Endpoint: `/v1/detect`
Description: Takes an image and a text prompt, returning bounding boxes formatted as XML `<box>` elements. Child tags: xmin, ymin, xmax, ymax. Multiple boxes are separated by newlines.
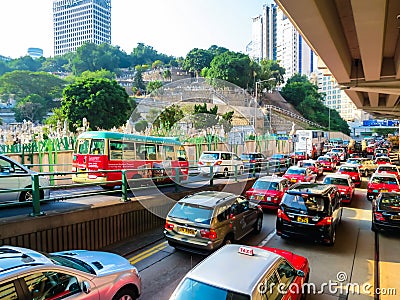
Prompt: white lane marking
<box><xmin>259</xmin><ymin>229</ymin><xmax>276</xmax><ymax>246</ymax></box>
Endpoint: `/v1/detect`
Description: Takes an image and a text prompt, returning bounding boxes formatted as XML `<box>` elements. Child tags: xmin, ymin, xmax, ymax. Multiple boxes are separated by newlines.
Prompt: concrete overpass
<box><xmin>275</xmin><ymin>0</ymin><xmax>400</xmax><ymax>118</ymax></box>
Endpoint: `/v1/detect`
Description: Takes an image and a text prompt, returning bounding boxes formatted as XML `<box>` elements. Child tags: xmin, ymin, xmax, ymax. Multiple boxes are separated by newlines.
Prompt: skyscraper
<box><xmin>53</xmin><ymin>0</ymin><xmax>111</xmax><ymax>56</ymax></box>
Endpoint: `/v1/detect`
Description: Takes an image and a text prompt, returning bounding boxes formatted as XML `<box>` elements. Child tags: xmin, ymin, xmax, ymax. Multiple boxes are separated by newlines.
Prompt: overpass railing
<box><xmin>0</xmin><ymin>160</ymin><xmax>290</xmax><ymax>217</ymax></box>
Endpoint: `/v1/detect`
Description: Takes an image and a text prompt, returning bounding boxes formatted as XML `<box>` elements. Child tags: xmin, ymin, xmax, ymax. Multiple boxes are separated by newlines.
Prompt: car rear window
<box><xmin>168</xmin><ymin>203</ymin><xmax>213</xmax><ymax>224</ymax></box>
<box><xmin>378</xmin><ymin>166</ymin><xmax>398</xmax><ymax>172</ymax></box>
<box><xmin>253</xmin><ymin>180</ymin><xmax>278</xmax><ymax>190</ymax></box>
<box><xmin>282</xmin><ymin>194</ymin><xmax>327</xmax><ymax>214</ymax></box>
<box><xmin>286</xmin><ymin>168</ymin><xmax>306</xmax><ymax>175</ymax></box>
<box><xmin>324</xmin><ymin>177</ymin><xmax>349</xmax><ymax>186</ymax></box>
<box><xmin>339</xmin><ymin>166</ymin><xmax>357</xmax><ymax>172</ymax></box>
<box><xmin>371</xmin><ymin>177</ymin><xmax>398</xmax><ymax>185</ymax></box>
<box><xmin>240</xmin><ymin>154</ymin><xmax>252</xmax><ymax>160</ymax></box>
<box><xmin>200</xmin><ymin>153</ymin><xmax>219</xmax><ymax>160</ymax></box>
<box><xmin>379</xmin><ymin>195</ymin><xmax>400</xmax><ymax>211</ymax></box>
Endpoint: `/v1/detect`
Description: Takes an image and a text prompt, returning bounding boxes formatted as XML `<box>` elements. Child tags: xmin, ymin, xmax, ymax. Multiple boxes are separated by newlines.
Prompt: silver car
<box><xmin>0</xmin><ymin>154</ymin><xmax>50</xmax><ymax>202</ymax></box>
<box><xmin>0</xmin><ymin>245</ymin><xmax>141</xmax><ymax>299</ymax></box>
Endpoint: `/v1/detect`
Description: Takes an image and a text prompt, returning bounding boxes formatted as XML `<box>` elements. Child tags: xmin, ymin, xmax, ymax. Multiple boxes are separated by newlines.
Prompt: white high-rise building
<box><xmin>53</xmin><ymin>0</ymin><xmax>111</xmax><ymax>56</ymax></box>
<box><xmin>249</xmin><ymin>4</ymin><xmax>317</xmax><ymax>83</ymax></box>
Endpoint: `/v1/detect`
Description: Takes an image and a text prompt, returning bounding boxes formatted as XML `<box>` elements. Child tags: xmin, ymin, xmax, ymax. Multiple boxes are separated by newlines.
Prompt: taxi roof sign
<box><xmin>238</xmin><ymin>246</ymin><xmax>254</xmax><ymax>256</ymax></box>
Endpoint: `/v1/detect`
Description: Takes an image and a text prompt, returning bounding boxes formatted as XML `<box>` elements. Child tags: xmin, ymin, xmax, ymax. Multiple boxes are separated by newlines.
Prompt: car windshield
<box><xmin>286</xmin><ymin>168</ymin><xmax>305</xmax><ymax>175</ymax></box>
<box><xmin>318</xmin><ymin>157</ymin><xmax>330</xmax><ymax>162</ymax></box>
<box><xmin>379</xmin><ymin>195</ymin><xmax>400</xmax><ymax>211</ymax></box>
<box><xmin>200</xmin><ymin>153</ymin><xmax>219</xmax><ymax>160</ymax></box>
<box><xmin>271</xmin><ymin>154</ymin><xmax>284</xmax><ymax>159</ymax></box>
<box><xmin>253</xmin><ymin>180</ymin><xmax>278</xmax><ymax>191</ymax></box>
<box><xmin>302</xmin><ymin>162</ymin><xmax>313</xmax><ymax>167</ymax></box>
<box><xmin>378</xmin><ymin>166</ymin><xmax>398</xmax><ymax>172</ymax></box>
<box><xmin>347</xmin><ymin>159</ymin><xmax>361</xmax><ymax>164</ymax></box>
<box><xmin>371</xmin><ymin>177</ymin><xmax>398</xmax><ymax>185</ymax></box>
<box><xmin>45</xmin><ymin>254</ymin><xmax>96</xmax><ymax>275</ymax></box>
<box><xmin>282</xmin><ymin>194</ymin><xmax>327</xmax><ymax>214</ymax></box>
<box><xmin>339</xmin><ymin>166</ymin><xmax>357</xmax><ymax>172</ymax></box>
<box><xmin>240</xmin><ymin>154</ymin><xmax>253</xmax><ymax>160</ymax></box>
<box><xmin>324</xmin><ymin>177</ymin><xmax>349</xmax><ymax>186</ymax></box>
<box><xmin>168</xmin><ymin>202</ymin><xmax>213</xmax><ymax>224</ymax></box>
<box><xmin>376</xmin><ymin>158</ymin><xmax>390</xmax><ymax>162</ymax></box>
<box><xmin>171</xmin><ymin>278</ymin><xmax>250</xmax><ymax>300</ymax></box>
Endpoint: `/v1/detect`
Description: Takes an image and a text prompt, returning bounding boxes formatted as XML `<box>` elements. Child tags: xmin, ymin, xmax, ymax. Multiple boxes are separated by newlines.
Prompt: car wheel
<box><xmin>112</xmin><ymin>287</ymin><xmax>139</xmax><ymax>300</ymax></box>
<box><xmin>326</xmin><ymin>227</ymin><xmax>336</xmax><ymax>246</ymax></box>
<box><xmin>239</xmin><ymin>166</ymin><xmax>244</xmax><ymax>175</ymax></box>
<box><xmin>254</xmin><ymin>216</ymin><xmax>263</xmax><ymax>233</ymax></box>
<box><xmin>301</xmin><ymin>274</ymin><xmax>310</xmax><ymax>300</ymax></box>
<box><xmin>101</xmin><ymin>185</ymin><xmax>115</xmax><ymax>191</ymax></box>
<box><xmin>19</xmin><ymin>189</ymin><xmax>44</xmax><ymax>202</ymax></box>
<box><xmin>371</xmin><ymin>222</ymin><xmax>377</xmax><ymax>232</ymax></box>
<box><xmin>223</xmin><ymin>234</ymin><xmax>234</xmax><ymax>246</ymax></box>
<box><xmin>364</xmin><ymin>170</ymin><xmax>368</xmax><ymax>177</ymax></box>
<box><xmin>223</xmin><ymin>168</ymin><xmax>229</xmax><ymax>178</ymax></box>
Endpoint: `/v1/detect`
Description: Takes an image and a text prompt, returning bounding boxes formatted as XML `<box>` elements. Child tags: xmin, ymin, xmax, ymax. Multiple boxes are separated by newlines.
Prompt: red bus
<box><xmin>72</xmin><ymin>131</ymin><xmax>189</xmax><ymax>189</ymax></box>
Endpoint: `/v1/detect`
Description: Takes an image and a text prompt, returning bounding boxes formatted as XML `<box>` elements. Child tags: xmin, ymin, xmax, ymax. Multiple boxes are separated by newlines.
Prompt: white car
<box><xmin>0</xmin><ymin>154</ymin><xmax>50</xmax><ymax>202</ymax></box>
<box><xmin>197</xmin><ymin>151</ymin><xmax>244</xmax><ymax>177</ymax></box>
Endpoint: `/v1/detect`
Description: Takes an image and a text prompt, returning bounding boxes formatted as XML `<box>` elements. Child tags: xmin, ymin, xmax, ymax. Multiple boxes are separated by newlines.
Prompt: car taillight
<box><xmin>250</xmin><ymin>159</ymin><xmax>256</xmax><ymax>163</ymax></box>
<box><xmin>272</xmin><ymin>196</ymin><xmax>279</xmax><ymax>203</ymax></box>
<box><xmin>214</xmin><ymin>160</ymin><xmax>222</xmax><ymax>165</ymax></box>
<box><xmin>277</xmin><ymin>209</ymin><xmax>290</xmax><ymax>221</ymax></box>
<box><xmin>374</xmin><ymin>212</ymin><xmax>385</xmax><ymax>221</ymax></box>
<box><xmin>200</xmin><ymin>229</ymin><xmax>217</xmax><ymax>240</ymax></box>
<box><xmin>316</xmin><ymin>216</ymin><xmax>333</xmax><ymax>226</ymax></box>
<box><xmin>198</xmin><ymin>161</ymin><xmax>204</xmax><ymax>166</ymax></box>
<box><xmin>164</xmin><ymin>221</ymin><xmax>174</xmax><ymax>230</ymax></box>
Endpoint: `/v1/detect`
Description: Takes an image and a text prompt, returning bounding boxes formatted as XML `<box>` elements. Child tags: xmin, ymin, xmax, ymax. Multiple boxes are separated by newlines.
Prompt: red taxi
<box><xmin>246</xmin><ymin>176</ymin><xmax>290</xmax><ymax>210</ymax></box>
<box><xmin>325</xmin><ymin>151</ymin><xmax>340</xmax><ymax>165</ymax></box>
<box><xmin>169</xmin><ymin>244</ymin><xmax>310</xmax><ymax>300</ymax></box>
<box><xmin>317</xmin><ymin>155</ymin><xmax>336</xmax><ymax>172</ymax></box>
<box><xmin>367</xmin><ymin>173</ymin><xmax>400</xmax><ymax>201</ymax></box>
<box><xmin>375</xmin><ymin>164</ymin><xmax>400</xmax><ymax>179</ymax></box>
<box><xmin>374</xmin><ymin>156</ymin><xmax>392</xmax><ymax>165</ymax></box>
<box><xmin>299</xmin><ymin>159</ymin><xmax>324</xmax><ymax>177</ymax></box>
<box><xmin>336</xmin><ymin>164</ymin><xmax>362</xmax><ymax>187</ymax></box>
<box><xmin>283</xmin><ymin>166</ymin><xmax>317</xmax><ymax>184</ymax></box>
<box><xmin>290</xmin><ymin>151</ymin><xmax>308</xmax><ymax>163</ymax></box>
<box><xmin>323</xmin><ymin>173</ymin><xmax>355</xmax><ymax>204</ymax></box>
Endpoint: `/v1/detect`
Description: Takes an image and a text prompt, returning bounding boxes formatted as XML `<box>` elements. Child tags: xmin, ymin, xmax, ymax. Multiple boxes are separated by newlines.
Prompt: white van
<box><xmin>198</xmin><ymin>151</ymin><xmax>243</xmax><ymax>177</ymax></box>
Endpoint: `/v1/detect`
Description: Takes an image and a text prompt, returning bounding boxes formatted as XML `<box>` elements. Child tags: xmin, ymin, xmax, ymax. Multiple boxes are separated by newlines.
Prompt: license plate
<box><xmin>206</xmin><ymin>162</ymin><xmax>211</xmax><ymax>166</ymax></box>
<box><xmin>291</xmin><ymin>178</ymin><xmax>297</xmax><ymax>182</ymax></box>
<box><xmin>297</xmin><ymin>216</ymin><xmax>308</xmax><ymax>223</ymax></box>
<box><xmin>391</xmin><ymin>215</ymin><xmax>400</xmax><ymax>220</ymax></box>
<box><xmin>380</xmin><ymin>189</ymin><xmax>388</xmax><ymax>192</ymax></box>
<box><xmin>256</xmin><ymin>195</ymin><xmax>264</xmax><ymax>200</ymax></box>
<box><xmin>178</xmin><ymin>227</ymin><xmax>196</xmax><ymax>236</ymax></box>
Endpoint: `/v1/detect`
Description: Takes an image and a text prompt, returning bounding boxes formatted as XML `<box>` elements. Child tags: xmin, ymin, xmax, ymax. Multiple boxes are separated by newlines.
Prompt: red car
<box><xmin>323</xmin><ymin>173</ymin><xmax>355</xmax><ymax>204</ymax></box>
<box><xmin>375</xmin><ymin>156</ymin><xmax>392</xmax><ymax>165</ymax></box>
<box><xmin>299</xmin><ymin>159</ymin><xmax>324</xmax><ymax>177</ymax></box>
<box><xmin>317</xmin><ymin>156</ymin><xmax>336</xmax><ymax>171</ymax></box>
<box><xmin>337</xmin><ymin>164</ymin><xmax>362</xmax><ymax>187</ymax></box>
<box><xmin>290</xmin><ymin>151</ymin><xmax>308</xmax><ymax>162</ymax></box>
<box><xmin>283</xmin><ymin>166</ymin><xmax>317</xmax><ymax>184</ymax></box>
<box><xmin>375</xmin><ymin>164</ymin><xmax>400</xmax><ymax>179</ymax></box>
<box><xmin>367</xmin><ymin>173</ymin><xmax>400</xmax><ymax>200</ymax></box>
<box><xmin>246</xmin><ymin>175</ymin><xmax>290</xmax><ymax>210</ymax></box>
<box><xmin>325</xmin><ymin>151</ymin><xmax>340</xmax><ymax>165</ymax></box>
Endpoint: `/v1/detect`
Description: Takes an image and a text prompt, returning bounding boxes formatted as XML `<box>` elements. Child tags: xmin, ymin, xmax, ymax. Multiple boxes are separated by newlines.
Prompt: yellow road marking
<box><xmin>129</xmin><ymin>241</ymin><xmax>168</xmax><ymax>265</ymax></box>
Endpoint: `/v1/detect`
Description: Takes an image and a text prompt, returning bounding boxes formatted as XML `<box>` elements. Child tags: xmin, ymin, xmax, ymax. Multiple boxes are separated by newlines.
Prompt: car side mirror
<box><xmin>81</xmin><ymin>281</ymin><xmax>91</xmax><ymax>294</ymax></box>
<box><xmin>297</xmin><ymin>270</ymin><xmax>305</xmax><ymax>277</ymax></box>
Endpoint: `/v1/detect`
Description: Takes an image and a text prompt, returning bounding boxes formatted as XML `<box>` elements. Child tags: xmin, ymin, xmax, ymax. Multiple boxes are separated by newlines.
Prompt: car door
<box><xmin>0</xmin><ymin>156</ymin><xmax>22</xmax><ymax>202</ymax></box>
<box><xmin>230</xmin><ymin>197</ymin><xmax>256</xmax><ymax>239</ymax></box>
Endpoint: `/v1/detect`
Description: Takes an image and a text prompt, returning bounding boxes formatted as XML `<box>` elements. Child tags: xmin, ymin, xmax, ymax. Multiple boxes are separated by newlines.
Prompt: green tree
<box><xmin>147</xmin><ymin>80</ymin><xmax>163</xmax><ymax>94</ymax></box>
<box><xmin>162</xmin><ymin>69</ymin><xmax>171</xmax><ymax>81</ymax></box>
<box><xmin>13</xmin><ymin>94</ymin><xmax>47</xmax><ymax>122</ymax></box>
<box><xmin>134</xmin><ymin>120</ymin><xmax>148</xmax><ymax>132</ymax></box>
<box><xmin>205</xmin><ymin>51</ymin><xmax>253</xmax><ymax>89</ymax></box>
<box><xmin>133</xmin><ymin>68</ymin><xmax>146</xmax><ymax>93</ymax></box>
<box><xmin>182</xmin><ymin>48</ymin><xmax>213</xmax><ymax>77</ymax></box>
<box><xmin>153</xmin><ymin>104</ymin><xmax>184</xmax><ymax>131</ymax></box>
<box><xmin>79</xmin><ymin>69</ymin><xmax>116</xmax><ymax>80</ymax></box>
<box><xmin>192</xmin><ymin>103</ymin><xmax>219</xmax><ymax>129</ymax></box>
<box><xmin>8</xmin><ymin>56</ymin><xmax>43</xmax><ymax>72</ymax></box>
<box><xmin>61</xmin><ymin>78</ymin><xmax>131</xmax><ymax>132</ymax></box>
<box><xmin>219</xmin><ymin>111</ymin><xmax>234</xmax><ymax>133</ymax></box>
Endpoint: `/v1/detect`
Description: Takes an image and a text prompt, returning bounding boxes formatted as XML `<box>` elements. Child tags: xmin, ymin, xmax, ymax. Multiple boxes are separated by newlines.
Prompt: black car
<box><xmin>240</xmin><ymin>152</ymin><xmax>266</xmax><ymax>173</ymax></box>
<box><xmin>276</xmin><ymin>182</ymin><xmax>343</xmax><ymax>246</ymax></box>
<box><xmin>371</xmin><ymin>192</ymin><xmax>400</xmax><ymax>232</ymax></box>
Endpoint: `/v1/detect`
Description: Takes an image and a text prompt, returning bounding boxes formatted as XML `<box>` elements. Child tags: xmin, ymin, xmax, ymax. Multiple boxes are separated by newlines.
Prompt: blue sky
<box><xmin>0</xmin><ymin>0</ymin><xmax>272</xmax><ymax>59</ymax></box>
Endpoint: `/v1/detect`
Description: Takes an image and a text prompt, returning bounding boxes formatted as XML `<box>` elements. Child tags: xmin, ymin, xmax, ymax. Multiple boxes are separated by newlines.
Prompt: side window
<box><xmin>216</xmin><ymin>205</ymin><xmax>231</xmax><ymax>222</ymax></box>
<box><xmin>254</xmin><ymin>272</ymin><xmax>282</xmax><ymax>300</ymax></box>
<box><xmin>90</xmin><ymin>139</ymin><xmax>105</xmax><ymax>155</ymax></box>
<box><xmin>276</xmin><ymin>261</ymin><xmax>296</xmax><ymax>292</ymax></box>
<box><xmin>0</xmin><ymin>158</ymin><xmax>14</xmax><ymax>173</ymax></box>
<box><xmin>0</xmin><ymin>281</ymin><xmax>18</xmax><ymax>300</ymax></box>
<box><xmin>23</xmin><ymin>271</ymin><xmax>81</xmax><ymax>300</ymax></box>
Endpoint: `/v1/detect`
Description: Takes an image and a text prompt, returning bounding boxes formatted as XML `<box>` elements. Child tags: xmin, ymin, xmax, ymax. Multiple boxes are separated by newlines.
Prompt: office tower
<box><xmin>53</xmin><ymin>0</ymin><xmax>111</xmax><ymax>56</ymax></box>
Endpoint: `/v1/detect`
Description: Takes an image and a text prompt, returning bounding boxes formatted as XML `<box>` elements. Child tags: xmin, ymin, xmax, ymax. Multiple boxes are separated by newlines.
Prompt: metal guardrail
<box><xmin>0</xmin><ymin>159</ymin><xmax>292</xmax><ymax>217</ymax></box>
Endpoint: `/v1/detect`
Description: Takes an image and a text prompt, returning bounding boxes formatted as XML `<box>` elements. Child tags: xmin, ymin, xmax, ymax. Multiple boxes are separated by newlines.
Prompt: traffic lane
<box><xmin>263</xmin><ymin>189</ymin><xmax>375</xmax><ymax>299</ymax></box>
<box><xmin>129</xmin><ymin>210</ymin><xmax>276</xmax><ymax>300</ymax></box>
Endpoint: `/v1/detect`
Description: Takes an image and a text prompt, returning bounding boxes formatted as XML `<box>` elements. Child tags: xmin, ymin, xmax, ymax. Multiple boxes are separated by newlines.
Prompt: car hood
<box><xmin>52</xmin><ymin>250</ymin><xmax>134</xmax><ymax>276</ymax></box>
<box><xmin>259</xmin><ymin>247</ymin><xmax>308</xmax><ymax>270</ymax></box>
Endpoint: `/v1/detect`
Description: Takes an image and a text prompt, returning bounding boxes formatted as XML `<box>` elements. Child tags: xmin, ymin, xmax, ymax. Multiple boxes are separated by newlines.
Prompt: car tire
<box><xmin>223</xmin><ymin>168</ymin><xmax>229</xmax><ymax>178</ymax></box>
<box><xmin>101</xmin><ymin>185</ymin><xmax>115</xmax><ymax>191</ymax></box>
<box><xmin>326</xmin><ymin>227</ymin><xmax>336</xmax><ymax>246</ymax></box>
<box><xmin>112</xmin><ymin>287</ymin><xmax>139</xmax><ymax>300</ymax></box>
<box><xmin>301</xmin><ymin>274</ymin><xmax>310</xmax><ymax>300</ymax></box>
<box><xmin>364</xmin><ymin>170</ymin><xmax>368</xmax><ymax>177</ymax></box>
<box><xmin>371</xmin><ymin>222</ymin><xmax>377</xmax><ymax>232</ymax></box>
<box><xmin>223</xmin><ymin>234</ymin><xmax>234</xmax><ymax>246</ymax></box>
<box><xmin>254</xmin><ymin>216</ymin><xmax>263</xmax><ymax>233</ymax></box>
<box><xmin>19</xmin><ymin>189</ymin><xmax>44</xmax><ymax>202</ymax></box>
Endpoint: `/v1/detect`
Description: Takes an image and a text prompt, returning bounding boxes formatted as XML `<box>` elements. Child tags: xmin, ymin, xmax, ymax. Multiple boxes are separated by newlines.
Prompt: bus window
<box><xmin>90</xmin><ymin>139</ymin><xmax>105</xmax><ymax>155</ymax></box>
<box><xmin>109</xmin><ymin>141</ymin><xmax>123</xmax><ymax>159</ymax></box>
<box><xmin>177</xmin><ymin>146</ymin><xmax>187</xmax><ymax>161</ymax></box>
<box><xmin>146</xmin><ymin>144</ymin><xmax>156</xmax><ymax>160</ymax></box>
<box><xmin>77</xmin><ymin>139</ymin><xmax>90</xmax><ymax>154</ymax></box>
<box><xmin>163</xmin><ymin>145</ymin><xmax>176</xmax><ymax>160</ymax></box>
